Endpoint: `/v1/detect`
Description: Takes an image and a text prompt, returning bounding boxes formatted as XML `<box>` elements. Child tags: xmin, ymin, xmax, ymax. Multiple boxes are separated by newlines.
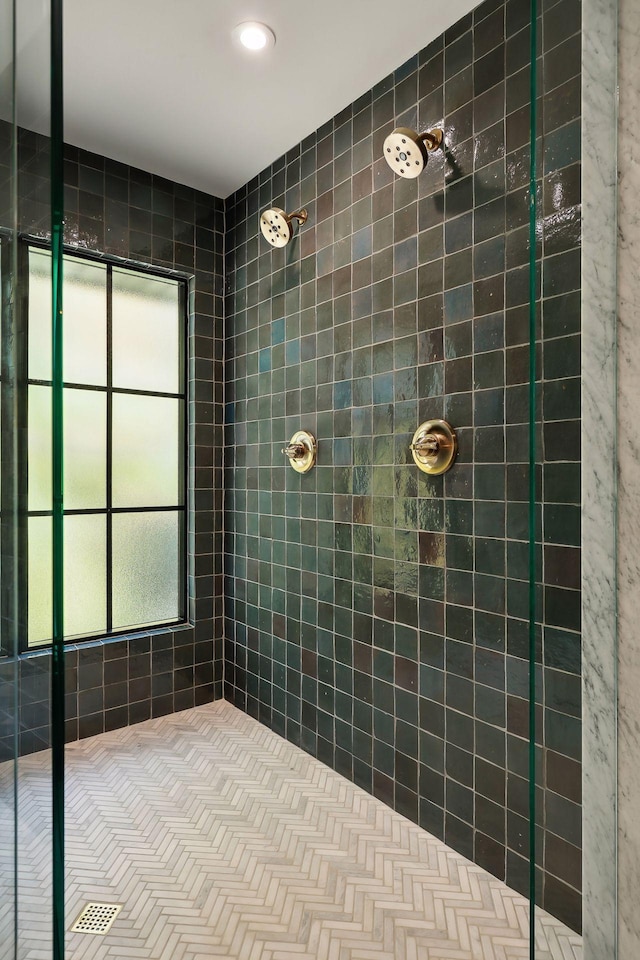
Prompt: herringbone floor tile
<box><xmin>0</xmin><ymin>701</ymin><xmax>582</xmax><ymax>959</ymax></box>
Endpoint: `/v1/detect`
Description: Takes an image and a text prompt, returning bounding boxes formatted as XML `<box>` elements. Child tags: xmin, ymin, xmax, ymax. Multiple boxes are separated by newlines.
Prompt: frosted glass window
<box><xmin>112</xmin><ymin>269</ymin><xmax>181</xmax><ymax>393</ymax></box>
<box><xmin>28</xmin><ymin>387</ymin><xmax>106</xmax><ymax>511</ymax></box>
<box><xmin>26</xmin><ymin>246</ymin><xmax>185</xmax><ymax>649</ymax></box>
<box><xmin>28</xmin><ymin>385</ymin><xmax>52</xmax><ymax>512</ymax></box>
<box><xmin>64</xmin><ymin>515</ymin><xmax>107</xmax><ymax>639</ymax></box>
<box><xmin>112</xmin><ymin>512</ymin><xmax>180</xmax><ymax>631</ymax></box>
<box><xmin>28</xmin><ymin>517</ymin><xmax>52</xmax><ymax>646</ymax></box>
<box><xmin>27</xmin><ymin>515</ymin><xmax>107</xmax><ymax>646</ymax></box>
<box><xmin>64</xmin><ymin>389</ymin><xmax>107</xmax><ymax>509</ymax></box>
<box><xmin>112</xmin><ymin>395</ymin><xmax>181</xmax><ymax>508</ymax></box>
<box><xmin>28</xmin><ymin>249</ymin><xmax>53</xmax><ymax>381</ymax></box>
<box><xmin>28</xmin><ymin>249</ymin><xmax>107</xmax><ymax>385</ymax></box>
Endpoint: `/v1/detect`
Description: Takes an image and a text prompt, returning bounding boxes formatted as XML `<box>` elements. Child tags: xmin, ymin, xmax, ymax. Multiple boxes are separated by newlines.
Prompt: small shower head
<box><xmin>259</xmin><ymin>207</ymin><xmax>308</xmax><ymax>247</ymax></box>
<box><xmin>382</xmin><ymin>127</ymin><xmax>443</xmax><ymax>178</ymax></box>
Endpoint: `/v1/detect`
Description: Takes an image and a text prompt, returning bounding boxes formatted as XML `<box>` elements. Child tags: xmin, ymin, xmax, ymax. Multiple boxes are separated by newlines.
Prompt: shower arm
<box><xmin>289</xmin><ymin>209</ymin><xmax>308</xmax><ymax>225</ymax></box>
<box><xmin>418</xmin><ymin>130</ymin><xmax>443</xmax><ymax>151</ymax></box>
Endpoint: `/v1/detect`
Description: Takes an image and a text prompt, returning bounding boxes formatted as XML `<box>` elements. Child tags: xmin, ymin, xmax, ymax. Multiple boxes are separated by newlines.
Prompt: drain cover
<box><xmin>70</xmin><ymin>902</ymin><xmax>122</xmax><ymax>935</ymax></box>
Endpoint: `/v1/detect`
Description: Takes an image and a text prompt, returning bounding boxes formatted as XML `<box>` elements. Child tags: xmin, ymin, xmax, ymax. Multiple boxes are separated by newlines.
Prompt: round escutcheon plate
<box><xmin>410</xmin><ymin>419</ymin><xmax>457</xmax><ymax>475</ymax></box>
<box><xmin>284</xmin><ymin>430</ymin><xmax>317</xmax><ymax>473</ymax></box>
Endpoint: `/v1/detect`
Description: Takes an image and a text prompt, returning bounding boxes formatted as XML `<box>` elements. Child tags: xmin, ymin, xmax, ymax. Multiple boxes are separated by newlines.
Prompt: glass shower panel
<box><xmin>532</xmin><ymin>0</ymin><xmax>584</xmax><ymax>950</ymax></box>
<box><xmin>13</xmin><ymin>0</ymin><xmax>63</xmax><ymax>956</ymax></box>
<box><xmin>0</xmin><ymin>0</ymin><xmax>607</xmax><ymax>956</ymax></box>
<box><xmin>0</xmin><ymin>1</ymin><xmax>17</xmax><ymax>953</ymax></box>
<box><xmin>1</xmin><ymin>0</ymin><xmax>60</xmax><ymax>955</ymax></box>
<box><xmin>526</xmin><ymin>0</ymin><xmax>543</xmax><ymax>951</ymax></box>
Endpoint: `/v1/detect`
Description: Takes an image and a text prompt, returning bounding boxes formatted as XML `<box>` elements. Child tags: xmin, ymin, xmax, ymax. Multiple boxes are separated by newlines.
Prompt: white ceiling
<box><xmin>15</xmin><ymin>0</ymin><xmax>478</xmax><ymax>199</ymax></box>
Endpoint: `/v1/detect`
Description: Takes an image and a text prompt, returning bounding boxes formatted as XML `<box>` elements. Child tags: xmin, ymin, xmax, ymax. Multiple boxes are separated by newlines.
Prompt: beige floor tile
<box><xmin>0</xmin><ymin>701</ymin><xmax>581</xmax><ymax>959</ymax></box>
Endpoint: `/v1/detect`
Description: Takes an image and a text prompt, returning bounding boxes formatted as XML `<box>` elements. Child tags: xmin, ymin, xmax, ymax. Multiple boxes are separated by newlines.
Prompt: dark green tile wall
<box><xmin>0</xmin><ymin>128</ymin><xmax>226</xmax><ymax>756</ymax></box>
<box><xmin>224</xmin><ymin>0</ymin><xmax>582</xmax><ymax>932</ymax></box>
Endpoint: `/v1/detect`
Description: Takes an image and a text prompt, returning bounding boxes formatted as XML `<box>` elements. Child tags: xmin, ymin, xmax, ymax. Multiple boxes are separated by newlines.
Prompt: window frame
<box><xmin>21</xmin><ymin>238</ymin><xmax>189</xmax><ymax>651</ymax></box>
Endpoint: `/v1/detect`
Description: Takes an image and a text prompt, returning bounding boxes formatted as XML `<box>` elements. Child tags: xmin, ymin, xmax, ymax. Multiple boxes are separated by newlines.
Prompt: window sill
<box><xmin>19</xmin><ymin>620</ymin><xmax>192</xmax><ymax>659</ymax></box>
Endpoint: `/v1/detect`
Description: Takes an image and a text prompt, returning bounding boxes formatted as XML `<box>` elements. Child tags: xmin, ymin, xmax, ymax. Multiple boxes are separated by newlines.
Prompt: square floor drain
<box><xmin>70</xmin><ymin>902</ymin><xmax>122</xmax><ymax>935</ymax></box>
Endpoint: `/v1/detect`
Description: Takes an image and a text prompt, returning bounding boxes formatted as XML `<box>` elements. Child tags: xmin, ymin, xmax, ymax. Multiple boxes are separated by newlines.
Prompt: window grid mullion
<box><xmin>28</xmin><ymin>507</ymin><xmax>185</xmax><ymax>517</ymax></box>
<box><xmin>26</xmin><ymin>378</ymin><xmax>184</xmax><ymax>401</ymax></box>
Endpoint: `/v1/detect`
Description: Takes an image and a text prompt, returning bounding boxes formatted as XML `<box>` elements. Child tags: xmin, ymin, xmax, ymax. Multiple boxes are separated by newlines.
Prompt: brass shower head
<box><xmin>259</xmin><ymin>207</ymin><xmax>308</xmax><ymax>247</ymax></box>
<box><xmin>382</xmin><ymin>127</ymin><xmax>443</xmax><ymax>178</ymax></box>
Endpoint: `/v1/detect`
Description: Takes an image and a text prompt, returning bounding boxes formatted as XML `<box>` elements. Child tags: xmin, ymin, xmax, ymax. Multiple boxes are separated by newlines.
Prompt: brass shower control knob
<box><xmin>282</xmin><ymin>430</ymin><xmax>317</xmax><ymax>473</ymax></box>
<box><xmin>410</xmin><ymin>420</ymin><xmax>457</xmax><ymax>475</ymax></box>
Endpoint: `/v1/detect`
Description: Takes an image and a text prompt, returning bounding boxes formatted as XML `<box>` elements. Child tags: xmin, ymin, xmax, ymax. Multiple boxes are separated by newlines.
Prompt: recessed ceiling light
<box><xmin>232</xmin><ymin>21</ymin><xmax>276</xmax><ymax>52</ymax></box>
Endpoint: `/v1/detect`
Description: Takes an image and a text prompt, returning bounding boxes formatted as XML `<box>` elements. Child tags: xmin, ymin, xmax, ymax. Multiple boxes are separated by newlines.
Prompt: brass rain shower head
<box><xmin>259</xmin><ymin>207</ymin><xmax>308</xmax><ymax>247</ymax></box>
<box><xmin>382</xmin><ymin>127</ymin><xmax>443</xmax><ymax>178</ymax></box>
